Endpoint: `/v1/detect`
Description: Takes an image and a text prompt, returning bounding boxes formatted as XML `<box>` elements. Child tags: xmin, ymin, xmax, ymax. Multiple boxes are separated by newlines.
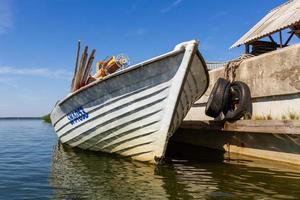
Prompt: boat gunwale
<box><xmin>57</xmin><ymin>49</ymin><xmax>185</xmax><ymax>107</ymax></box>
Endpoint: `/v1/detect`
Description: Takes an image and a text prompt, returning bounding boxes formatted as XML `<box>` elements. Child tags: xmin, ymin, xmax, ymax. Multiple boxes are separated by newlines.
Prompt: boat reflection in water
<box><xmin>50</xmin><ymin>143</ymin><xmax>300</xmax><ymax>199</ymax></box>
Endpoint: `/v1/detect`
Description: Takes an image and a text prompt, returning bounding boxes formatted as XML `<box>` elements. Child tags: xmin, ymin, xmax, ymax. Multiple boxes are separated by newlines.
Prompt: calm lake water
<box><xmin>1</xmin><ymin>119</ymin><xmax>300</xmax><ymax>199</ymax></box>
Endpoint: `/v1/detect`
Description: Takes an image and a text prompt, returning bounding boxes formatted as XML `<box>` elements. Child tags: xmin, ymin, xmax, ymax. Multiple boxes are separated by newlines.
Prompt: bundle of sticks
<box><xmin>71</xmin><ymin>41</ymin><xmax>96</xmax><ymax>92</ymax></box>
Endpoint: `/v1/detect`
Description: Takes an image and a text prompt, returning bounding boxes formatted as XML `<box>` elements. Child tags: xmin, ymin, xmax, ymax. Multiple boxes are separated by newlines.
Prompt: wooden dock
<box><xmin>172</xmin><ymin>120</ymin><xmax>300</xmax><ymax>165</ymax></box>
<box><xmin>181</xmin><ymin>120</ymin><xmax>300</xmax><ymax>134</ymax></box>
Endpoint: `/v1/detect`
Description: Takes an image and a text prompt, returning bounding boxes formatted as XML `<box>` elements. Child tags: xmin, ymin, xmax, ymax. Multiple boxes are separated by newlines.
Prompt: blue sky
<box><xmin>0</xmin><ymin>0</ymin><xmax>286</xmax><ymax>117</ymax></box>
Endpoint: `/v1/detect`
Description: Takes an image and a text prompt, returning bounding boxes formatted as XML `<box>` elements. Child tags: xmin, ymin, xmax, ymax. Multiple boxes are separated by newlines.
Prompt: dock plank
<box><xmin>180</xmin><ymin>120</ymin><xmax>300</xmax><ymax>134</ymax></box>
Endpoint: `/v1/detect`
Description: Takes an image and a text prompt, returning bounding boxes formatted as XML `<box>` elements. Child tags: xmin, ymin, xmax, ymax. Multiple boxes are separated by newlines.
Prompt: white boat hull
<box><xmin>50</xmin><ymin>40</ymin><xmax>209</xmax><ymax>163</ymax></box>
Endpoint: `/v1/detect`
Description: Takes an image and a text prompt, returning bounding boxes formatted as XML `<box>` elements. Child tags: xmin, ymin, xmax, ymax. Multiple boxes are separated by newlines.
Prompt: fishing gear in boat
<box><xmin>116</xmin><ymin>54</ymin><xmax>130</xmax><ymax>69</ymax></box>
<box><xmin>70</xmin><ymin>41</ymin><xmax>130</xmax><ymax>92</ymax></box>
<box><xmin>93</xmin><ymin>54</ymin><xmax>130</xmax><ymax>79</ymax></box>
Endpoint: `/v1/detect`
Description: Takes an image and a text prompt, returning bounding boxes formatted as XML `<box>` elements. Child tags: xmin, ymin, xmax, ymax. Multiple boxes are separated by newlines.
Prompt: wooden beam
<box><xmin>180</xmin><ymin>120</ymin><xmax>300</xmax><ymax>134</ymax></box>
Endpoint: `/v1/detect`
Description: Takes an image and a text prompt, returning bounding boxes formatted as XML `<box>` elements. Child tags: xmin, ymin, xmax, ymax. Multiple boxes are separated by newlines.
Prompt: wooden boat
<box><xmin>50</xmin><ymin>40</ymin><xmax>209</xmax><ymax>164</ymax></box>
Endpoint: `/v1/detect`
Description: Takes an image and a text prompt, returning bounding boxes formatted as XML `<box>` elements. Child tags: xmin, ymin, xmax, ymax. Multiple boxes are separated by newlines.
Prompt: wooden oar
<box><xmin>71</xmin><ymin>40</ymin><xmax>81</xmax><ymax>92</ymax></box>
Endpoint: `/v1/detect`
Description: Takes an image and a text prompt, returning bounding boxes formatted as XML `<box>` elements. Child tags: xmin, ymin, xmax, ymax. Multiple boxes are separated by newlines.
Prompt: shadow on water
<box><xmin>50</xmin><ymin>142</ymin><xmax>300</xmax><ymax>200</ymax></box>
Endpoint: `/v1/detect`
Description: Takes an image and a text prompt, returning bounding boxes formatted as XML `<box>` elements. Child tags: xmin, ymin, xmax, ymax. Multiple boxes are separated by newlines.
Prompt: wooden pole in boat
<box><xmin>79</xmin><ymin>46</ymin><xmax>89</xmax><ymax>88</ymax></box>
<box><xmin>74</xmin><ymin>46</ymin><xmax>88</xmax><ymax>91</ymax></box>
<box><xmin>82</xmin><ymin>49</ymin><xmax>96</xmax><ymax>85</ymax></box>
<box><xmin>71</xmin><ymin>40</ymin><xmax>81</xmax><ymax>92</ymax></box>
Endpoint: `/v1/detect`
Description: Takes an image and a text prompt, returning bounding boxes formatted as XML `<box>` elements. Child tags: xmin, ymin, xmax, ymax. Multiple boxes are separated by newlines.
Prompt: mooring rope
<box><xmin>224</xmin><ymin>54</ymin><xmax>254</xmax><ymax>82</ymax></box>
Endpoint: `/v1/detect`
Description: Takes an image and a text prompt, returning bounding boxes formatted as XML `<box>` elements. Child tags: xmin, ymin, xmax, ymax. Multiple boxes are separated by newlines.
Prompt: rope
<box><xmin>224</xmin><ymin>54</ymin><xmax>254</xmax><ymax>82</ymax></box>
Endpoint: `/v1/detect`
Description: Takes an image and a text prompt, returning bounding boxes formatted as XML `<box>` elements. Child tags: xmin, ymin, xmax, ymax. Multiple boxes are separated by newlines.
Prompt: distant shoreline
<box><xmin>0</xmin><ymin>117</ymin><xmax>42</xmax><ymax>120</ymax></box>
<box><xmin>0</xmin><ymin>115</ymin><xmax>52</xmax><ymax>123</ymax></box>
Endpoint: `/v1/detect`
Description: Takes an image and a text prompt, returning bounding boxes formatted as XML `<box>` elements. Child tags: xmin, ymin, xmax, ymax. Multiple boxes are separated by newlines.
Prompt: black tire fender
<box><xmin>224</xmin><ymin>81</ymin><xmax>252</xmax><ymax>121</ymax></box>
<box><xmin>205</xmin><ymin>78</ymin><xmax>230</xmax><ymax>118</ymax></box>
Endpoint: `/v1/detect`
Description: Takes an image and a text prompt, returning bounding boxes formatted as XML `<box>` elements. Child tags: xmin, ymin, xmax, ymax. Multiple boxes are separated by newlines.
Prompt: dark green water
<box><xmin>1</xmin><ymin>119</ymin><xmax>300</xmax><ymax>199</ymax></box>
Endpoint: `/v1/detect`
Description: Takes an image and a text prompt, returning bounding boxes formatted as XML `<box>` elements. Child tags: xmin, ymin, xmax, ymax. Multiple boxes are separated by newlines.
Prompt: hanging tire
<box><xmin>223</xmin><ymin>81</ymin><xmax>252</xmax><ymax>121</ymax></box>
<box><xmin>205</xmin><ymin>78</ymin><xmax>230</xmax><ymax>118</ymax></box>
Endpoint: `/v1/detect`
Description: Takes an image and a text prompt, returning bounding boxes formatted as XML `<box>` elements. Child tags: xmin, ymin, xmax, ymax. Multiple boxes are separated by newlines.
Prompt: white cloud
<box><xmin>0</xmin><ymin>0</ymin><xmax>13</xmax><ymax>34</ymax></box>
<box><xmin>18</xmin><ymin>92</ymin><xmax>48</xmax><ymax>102</ymax></box>
<box><xmin>161</xmin><ymin>0</ymin><xmax>184</xmax><ymax>14</ymax></box>
<box><xmin>0</xmin><ymin>66</ymin><xmax>72</xmax><ymax>79</ymax></box>
<box><xmin>0</xmin><ymin>77</ymin><xmax>19</xmax><ymax>88</ymax></box>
